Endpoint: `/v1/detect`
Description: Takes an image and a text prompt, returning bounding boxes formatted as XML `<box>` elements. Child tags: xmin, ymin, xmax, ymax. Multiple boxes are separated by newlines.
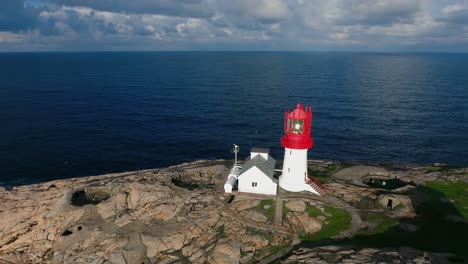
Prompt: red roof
<box><xmin>287</xmin><ymin>104</ymin><xmax>309</xmax><ymax>119</ymax></box>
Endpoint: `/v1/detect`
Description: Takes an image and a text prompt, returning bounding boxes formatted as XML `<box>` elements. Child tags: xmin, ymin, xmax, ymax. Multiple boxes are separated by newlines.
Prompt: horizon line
<box><xmin>1</xmin><ymin>50</ymin><xmax>468</xmax><ymax>54</ymax></box>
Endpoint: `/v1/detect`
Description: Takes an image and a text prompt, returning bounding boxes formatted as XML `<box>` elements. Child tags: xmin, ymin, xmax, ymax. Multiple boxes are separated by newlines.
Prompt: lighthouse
<box><xmin>278</xmin><ymin>104</ymin><xmax>325</xmax><ymax>195</ymax></box>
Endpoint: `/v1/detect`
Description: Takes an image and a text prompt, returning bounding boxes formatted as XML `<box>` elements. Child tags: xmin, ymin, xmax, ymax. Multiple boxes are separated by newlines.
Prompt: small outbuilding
<box><xmin>224</xmin><ymin>166</ymin><xmax>242</xmax><ymax>193</ymax></box>
<box><xmin>237</xmin><ymin>147</ymin><xmax>278</xmax><ymax>195</ymax></box>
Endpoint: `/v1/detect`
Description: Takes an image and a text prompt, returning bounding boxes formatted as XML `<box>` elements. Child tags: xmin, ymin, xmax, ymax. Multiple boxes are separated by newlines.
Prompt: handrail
<box><xmin>307</xmin><ymin>176</ymin><xmax>325</xmax><ymax>190</ymax></box>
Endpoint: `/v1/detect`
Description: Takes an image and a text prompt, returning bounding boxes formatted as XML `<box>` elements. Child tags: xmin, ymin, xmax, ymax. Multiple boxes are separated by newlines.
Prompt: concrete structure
<box><xmin>236</xmin><ymin>148</ymin><xmax>278</xmax><ymax>195</ymax></box>
<box><xmin>223</xmin><ymin>166</ymin><xmax>242</xmax><ymax>193</ymax></box>
<box><xmin>224</xmin><ymin>104</ymin><xmax>325</xmax><ymax>196</ymax></box>
<box><xmin>278</xmin><ymin>104</ymin><xmax>325</xmax><ymax>195</ymax></box>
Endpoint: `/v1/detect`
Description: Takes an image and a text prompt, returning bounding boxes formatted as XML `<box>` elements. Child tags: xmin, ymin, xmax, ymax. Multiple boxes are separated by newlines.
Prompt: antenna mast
<box><xmin>232</xmin><ymin>144</ymin><xmax>239</xmax><ymax>166</ymax></box>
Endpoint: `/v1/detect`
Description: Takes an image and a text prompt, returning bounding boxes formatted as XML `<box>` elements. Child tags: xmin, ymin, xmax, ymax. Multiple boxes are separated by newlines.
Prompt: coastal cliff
<box><xmin>0</xmin><ymin>160</ymin><xmax>467</xmax><ymax>263</ymax></box>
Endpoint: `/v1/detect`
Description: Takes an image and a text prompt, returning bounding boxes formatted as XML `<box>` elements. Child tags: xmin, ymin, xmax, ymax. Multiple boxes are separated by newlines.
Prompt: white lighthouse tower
<box><xmin>278</xmin><ymin>104</ymin><xmax>325</xmax><ymax>195</ymax></box>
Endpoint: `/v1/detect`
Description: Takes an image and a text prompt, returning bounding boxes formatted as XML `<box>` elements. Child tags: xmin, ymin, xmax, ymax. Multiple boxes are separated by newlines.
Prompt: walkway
<box><xmin>273</xmin><ymin>186</ymin><xmax>284</xmax><ymax>226</ymax></box>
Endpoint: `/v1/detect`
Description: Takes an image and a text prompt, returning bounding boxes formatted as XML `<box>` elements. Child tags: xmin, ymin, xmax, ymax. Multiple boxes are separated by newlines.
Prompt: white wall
<box><xmin>238</xmin><ymin>167</ymin><xmax>277</xmax><ymax>195</ymax></box>
<box><xmin>251</xmin><ymin>152</ymin><xmax>269</xmax><ymax>160</ymax></box>
<box><xmin>279</xmin><ymin>148</ymin><xmax>309</xmax><ymax>192</ymax></box>
<box><xmin>224</xmin><ymin>176</ymin><xmax>237</xmax><ymax>193</ymax></box>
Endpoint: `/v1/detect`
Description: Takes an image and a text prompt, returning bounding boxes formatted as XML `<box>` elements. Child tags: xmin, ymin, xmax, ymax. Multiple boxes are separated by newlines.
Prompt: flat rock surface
<box><xmin>1</xmin><ymin>160</ymin><xmax>466</xmax><ymax>263</ymax></box>
<box><xmin>285</xmin><ymin>200</ymin><xmax>306</xmax><ymax>212</ymax></box>
<box><xmin>334</xmin><ymin>166</ymin><xmax>391</xmax><ymax>183</ymax></box>
<box><xmin>0</xmin><ymin>160</ymin><xmax>280</xmax><ymax>264</ymax></box>
<box><xmin>281</xmin><ymin>246</ymin><xmax>460</xmax><ymax>264</ymax></box>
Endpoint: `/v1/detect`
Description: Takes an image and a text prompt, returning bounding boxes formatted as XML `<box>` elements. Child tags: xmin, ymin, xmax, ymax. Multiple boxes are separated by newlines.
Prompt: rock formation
<box><xmin>1</xmin><ymin>159</ymin><xmax>466</xmax><ymax>263</ymax></box>
<box><xmin>281</xmin><ymin>246</ymin><xmax>459</xmax><ymax>264</ymax></box>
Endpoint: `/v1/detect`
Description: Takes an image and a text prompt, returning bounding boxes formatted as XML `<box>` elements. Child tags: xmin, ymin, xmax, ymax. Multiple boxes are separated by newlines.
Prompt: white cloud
<box><xmin>248</xmin><ymin>0</ymin><xmax>289</xmax><ymax>21</ymax></box>
<box><xmin>442</xmin><ymin>3</ymin><xmax>466</xmax><ymax>14</ymax></box>
<box><xmin>0</xmin><ymin>0</ymin><xmax>467</xmax><ymax>51</ymax></box>
<box><xmin>0</xmin><ymin>31</ymin><xmax>22</xmax><ymax>43</ymax></box>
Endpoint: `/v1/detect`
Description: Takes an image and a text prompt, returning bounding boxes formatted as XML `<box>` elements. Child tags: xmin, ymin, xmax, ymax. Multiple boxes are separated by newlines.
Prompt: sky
<box><xmin>0</xmin><ymin>0</ymin><xmax>467</xmax><ymax>52</ymax></box>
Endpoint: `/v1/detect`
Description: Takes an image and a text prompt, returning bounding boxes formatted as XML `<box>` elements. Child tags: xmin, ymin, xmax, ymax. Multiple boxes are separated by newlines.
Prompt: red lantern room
<box><xmin>280</xmin><ymin>103</ymin><xmax>313</xmax><ymax>150</ymax></box>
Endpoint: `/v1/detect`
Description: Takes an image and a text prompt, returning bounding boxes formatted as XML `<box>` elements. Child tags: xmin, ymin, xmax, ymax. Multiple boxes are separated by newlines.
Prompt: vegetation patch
<box><xmin>308</xmin><ymin>164</ymin><xmax>338</xmax><ymax>183</ymax></box>
<box><xmin>357</xmin><ymin>214</ymin><xmax>398</xmax><ymax>236</ymax></box>
<box><xmin>254</xmin><ymin>199</ymin><xmax>275</xmax><ymax>222</ymax></box>
<box><xmin>246</xmin><ymin>226</ymin><xmax>273</xmax><ymax>241</ymax></box>
<box><xmin>216</xmin><ymin>225</ymin><xmax>225</xmax><ymax>239</ymax></box>
<box><xmin>374</xmin><ymin>199</ymin><xmax>386</xmax><ymax>210</ymax></box>
<box><xmin>393</xmin><ymin>203</ymin><xmax>405</xmax><ymax>210</ymax></box>
<box><xmin>305</xmin><ymin>205</ymin><xmax>323</xmax><ymax>218</ymax></box>
<box><xmin>282</xmin><ymin>201</ymin><xmax>289</xmax><ymax>218</ymax></box>
<box><xmin>336</xmin><ymin>184</ymin><xmax>468</xmax><ymax>257</ymax></box>
<box><xmin>300</xmin><ymin>206</ymin><xmax>351</xmax><ymax>241</ymax></box>
<box><xmin>425</xmin><ymin>181</ymin><xmax>468</xmax><ymax>219</ymax></box>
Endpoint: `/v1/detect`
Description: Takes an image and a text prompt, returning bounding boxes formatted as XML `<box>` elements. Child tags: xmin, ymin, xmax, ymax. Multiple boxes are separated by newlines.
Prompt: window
<box><xmin>288</xmin><ymin>168</ymin><xmax>290</xmax><ymax>172</ymax></box>
<box><xmin>252</xmin><ymin>182</ymin><xmax>257</xmax><ymax>187</ymax></box>
<box><xmin>288</xmin><ymin>119</ymin><xmax>304</xmax><ymax>134</ymax></box>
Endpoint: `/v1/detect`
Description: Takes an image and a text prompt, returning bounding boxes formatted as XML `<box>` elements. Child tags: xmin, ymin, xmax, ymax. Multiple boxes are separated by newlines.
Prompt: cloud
<box><xmin>0</xmin><ymin>31</ymin><xmax>23</xmax><ymax>43</ymax></box>
<box><xmin>343</xmin><ymin>0</ymin><xmax>421</xmax><ymax>26</ymax></box>
<box><xmin>0</xmin><ymin>0</ymin><xmax>467</xmax><ymax>51</ymax></box>
<box><xmin>52</xmin><ymin>0</ymin><xmax>215</xmax><ymax>18</ymax></box>
<box><xmin>220</xmin><ymin>0</ymin><xmax>289</xmax><ymax>23</ymax></box>
<box><xmin>439</xmin><ymin>3</ymin><xmax>468</xmax><ymax>24</ymax></box>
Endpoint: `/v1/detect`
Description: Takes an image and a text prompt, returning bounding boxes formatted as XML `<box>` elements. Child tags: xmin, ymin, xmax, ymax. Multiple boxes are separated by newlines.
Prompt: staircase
<box><xmin>305</xmin><ymin>176</ymin><xmax>326</xmax><ymax>196</ymax></box>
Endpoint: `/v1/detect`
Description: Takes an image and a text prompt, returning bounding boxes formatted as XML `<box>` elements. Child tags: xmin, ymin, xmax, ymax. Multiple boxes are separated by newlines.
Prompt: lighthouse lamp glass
<box><xmin>289</xmin><ymin>119</ymin><xmax>303</xmax><ymax>134</ymax></box>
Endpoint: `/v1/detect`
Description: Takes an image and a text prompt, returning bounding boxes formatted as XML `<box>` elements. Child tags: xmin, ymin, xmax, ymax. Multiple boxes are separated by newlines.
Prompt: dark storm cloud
<box><xmin>52</xmin><ymin>0</ymin><xmax>215</xmax><ymax>18</ymax></box>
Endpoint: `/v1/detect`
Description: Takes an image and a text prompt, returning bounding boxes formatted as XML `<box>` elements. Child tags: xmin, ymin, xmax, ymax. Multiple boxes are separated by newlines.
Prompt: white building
<box><xmin>236</xmin><ymin>147</ymin><xmax>278</xmax><ymax>196</ymax></box>
<box><xmin>278</xmin><ymin>104</ymin><xmax>326</xmax><ymax>196</ymax></box>
<box><xmin>223</xmin><ymin>165</ymin><xmax>242</xmax><ymax>193</ymax></box>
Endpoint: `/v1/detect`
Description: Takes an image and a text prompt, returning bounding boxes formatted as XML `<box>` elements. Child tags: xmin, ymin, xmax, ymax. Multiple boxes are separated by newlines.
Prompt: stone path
<box><xmin>274</xmin><ymin>186</ymin><xmax>284</xmax><ymax>226</ymax></box>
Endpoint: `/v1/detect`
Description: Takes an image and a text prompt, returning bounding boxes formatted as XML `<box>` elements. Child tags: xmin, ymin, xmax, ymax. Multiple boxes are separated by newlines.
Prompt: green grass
<box><xmin>356</xmin><ymin>214</ymin><xmax>398</xmax><ymax>235</ymax></box>
<box><xmin>308</xmin><ymin>164</ymin><xmax>338</xmax><ymax>183</ymax></box>
<box><xmin>216</xmin><ymin>225</ymin><xmax>226</xmax><ymax>238</ymax></box>
<box><xmin>254</xmin><ymin>199</ymin><xmax>275</xmax><ymax>222</ymax></box>
<box><xmin>425</xmin><ymin>181</ymin><xmax>468</xmax><ymax>219</ymax></box>
<box><xmin>374</xmin><ymin>199</ymin><xmax>386</xmax><ymax>209</ymax></box>
<box><xmin>258</xmin><ymin>199</ymin><xmax>274</xmax><ymax>207</ymax></box>
<box><xmin>305</xmin><ymin>206</ymin><xmax>323</xmax><ymax>218</ymax></box>
<box><xmin>245</xmin><ymin>226</ymin><xmax>273</xmax><ymax>243</ymax></box>
<box><xmin>393</xmin><ymin>203</ymin><xmax>405</xmax><ymax>210</ymax></box>
<box><xmin>336</xmin><ymin>184</ymin><xmax>468</xmax><ymax>257</ymax></box>
<box><xmin>300</xmin><ymin>206</ymin><xmax>351</xmax><ymax>241</ymax></box>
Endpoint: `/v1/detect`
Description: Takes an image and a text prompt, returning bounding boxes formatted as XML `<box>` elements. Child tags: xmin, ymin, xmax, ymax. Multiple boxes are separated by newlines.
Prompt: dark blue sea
<box><xmin>1</xmin><ymin>52</ymin><xmax>467</xmax><ymax>185</ymax></box>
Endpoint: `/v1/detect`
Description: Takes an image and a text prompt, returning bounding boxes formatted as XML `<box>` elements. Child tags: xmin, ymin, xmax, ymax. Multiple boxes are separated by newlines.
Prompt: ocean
<box><xmin>1</xmin><ymin>52</ymin><xmax>467</xmax><ymax>184</ymax></box>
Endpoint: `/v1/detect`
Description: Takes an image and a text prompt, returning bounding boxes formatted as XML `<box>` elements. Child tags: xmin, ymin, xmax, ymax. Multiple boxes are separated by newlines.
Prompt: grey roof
<box><xmin>250</xmin><ymin>147</ymin><xmax>270</xmax><ymax>154</ymax></box>
<box><xmin>239</xmin><ymin>154</ymin><xmax>277</xmax><ymax>183</ymax></box>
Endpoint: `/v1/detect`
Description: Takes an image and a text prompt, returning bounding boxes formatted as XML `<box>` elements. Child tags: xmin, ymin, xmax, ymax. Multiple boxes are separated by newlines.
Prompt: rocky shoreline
<box><xmin>0</xmin><ymin>159</ymin><xmax>467</xmax><ymax>263</ymax></box>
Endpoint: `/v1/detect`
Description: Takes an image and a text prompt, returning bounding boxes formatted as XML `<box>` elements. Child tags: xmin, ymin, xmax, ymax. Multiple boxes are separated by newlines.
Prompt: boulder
<box><xmin>241</xmin><ymin>210</ymin><xmax>268</xmax><ymax>223</ymax></box>
<box><xmin>240</xmin><ymin>234</ymin><xmax>269</xmax><ymax>251</ymax></box>
<box><xmin>232</xmin><ymin>199</ymin><xmax>261</xmax><ymax>211</ymax></box>
<box><xmin>141</xmin><ymin>235</ymin><xmax>163</xmax><ymax>258</ymax></box>
<box><xmin>210</xmin><ymin>240</ymin><xmax>242</xmax><ymax>264</ymax></box>
<box><xmin>285</xmin><ymin>200</ymin><xmax>306</xmax><ymax>212</ymax></box>
<box><xmin>294</xmin><ymin>212</ymin><xmax>321</xmax><ymax>234</ymax></box>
